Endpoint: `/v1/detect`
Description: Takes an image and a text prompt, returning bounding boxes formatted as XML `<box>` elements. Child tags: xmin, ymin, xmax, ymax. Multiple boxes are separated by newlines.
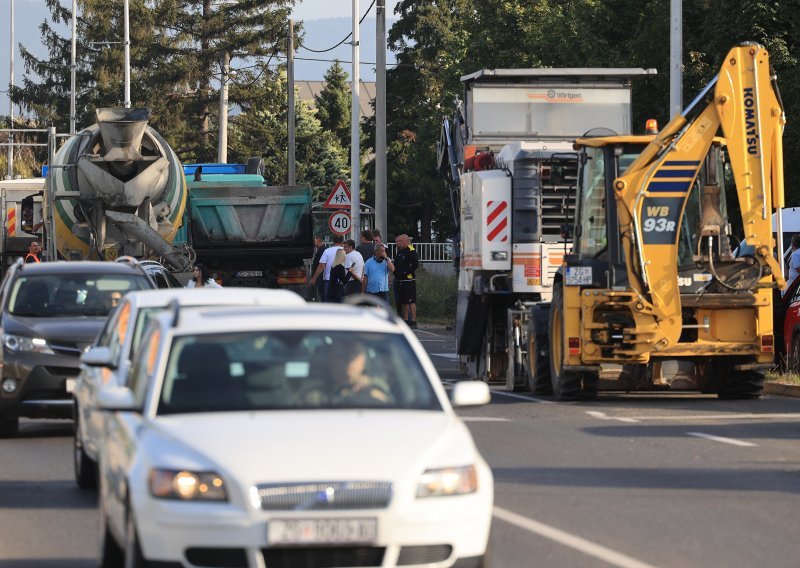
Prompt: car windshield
<box><xmin>157</xmin><ymin>330</ymin><xmax>443</xmax><ymax>414</ymax></box>
<box><xmin>8</xmin><ymin>273</ymin><xmax>150</xmax><ymax>317</ymax></box>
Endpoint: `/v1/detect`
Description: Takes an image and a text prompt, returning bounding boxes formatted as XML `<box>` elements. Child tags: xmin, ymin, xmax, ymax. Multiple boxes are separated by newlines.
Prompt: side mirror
<box><xmin>96</xmin><ymin>386</ymin><xmax>139</xmax><ymax>412</ymax></box>
<box><xmin>451</xmin><ymin>381</ymin><xmax>491</xmax><ymax>408</ymax></box>
<box><xmin>80</xmin><ymin>346</ymin><xmax>116</xmax><ymax>369</ymax></box>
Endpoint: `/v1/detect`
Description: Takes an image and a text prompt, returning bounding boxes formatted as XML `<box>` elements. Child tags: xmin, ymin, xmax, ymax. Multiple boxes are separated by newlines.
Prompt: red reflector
<box><xmin>761</xmin><ymin>335</ymin><xmax>774</xmax><ymax>352</ymax></box>
<box><xmin>568</xmin><ymin>337</ymin><xmax>581</xmax><ymax>355</ymax></box>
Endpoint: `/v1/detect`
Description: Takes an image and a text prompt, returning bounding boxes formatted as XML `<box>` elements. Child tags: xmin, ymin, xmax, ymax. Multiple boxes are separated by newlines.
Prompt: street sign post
<box><xmin>323</xmin><ymin>179</ymin><xmax>352</xmax><ymax>209</ymax></box>
<box><xmin>329</xmin><ymin>210</ymin><xmax>352</xmax><ymax>236</ymax></box>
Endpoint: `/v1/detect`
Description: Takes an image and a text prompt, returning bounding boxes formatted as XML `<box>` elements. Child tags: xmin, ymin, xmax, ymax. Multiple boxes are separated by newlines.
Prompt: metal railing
<box><xmin>385</xmin><ymin>242</ymin><xmax>453</xmax><ymax>263</ymax></box>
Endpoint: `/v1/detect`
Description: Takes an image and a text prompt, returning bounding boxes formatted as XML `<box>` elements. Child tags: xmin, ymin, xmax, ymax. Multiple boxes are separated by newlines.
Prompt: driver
<box><xmin>330</xmin><ymin>343</ymin><xmax>392</xmax><ymax>404</ymax></box>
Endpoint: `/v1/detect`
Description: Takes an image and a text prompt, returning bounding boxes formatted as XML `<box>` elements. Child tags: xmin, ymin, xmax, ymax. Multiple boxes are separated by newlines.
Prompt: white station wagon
<box><xmin>95</xmin><ymin>299</ymin><xmax>493</xmax><ymax>568</ymax></box>
<box><xmin>73</xmin><ymin>288</ymin><xmax>305</xmax><ymax>489</ymax></box>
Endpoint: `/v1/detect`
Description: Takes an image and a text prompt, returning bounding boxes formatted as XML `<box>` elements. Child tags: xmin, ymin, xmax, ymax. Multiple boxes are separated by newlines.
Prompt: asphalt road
<box><xmin>1</xmin><ymin>325</ymin><xmax>800</xmax><ymax>567</ymax></box>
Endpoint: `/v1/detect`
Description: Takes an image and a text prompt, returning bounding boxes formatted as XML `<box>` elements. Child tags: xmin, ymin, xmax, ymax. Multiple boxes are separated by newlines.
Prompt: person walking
<box><xmin>394</xmin><ymin>234</ymin><xmax>419</xmax><ymax>328</ymax></box>
<box><xmin>343</xmin><ymin>239</ymin><xmax>365</xmax><ymax>296</ymax></box>
<box><xmin>186</xmin><ymin>263</ymin><xmax>222</xmax><ymax>288</ymax></box>
<box><xmin>362</xmin><ymin>243</ymin><xmax>394</xmax><ymax>303</ymax></box>
<box><xmin>356</xmin><ymin>230</ymin><xmax>375</xmax><ymax>262</ymax></box>
<box><xmin>327</xmin><ymin>249</ymin><xmax>348</xmax><ymax>303</ymax></box>
<box><xmin>311</xmin><ymin>236</ymin><xmax>327</xmax><ymax>302</ymax></box>
<box><xmin>24</xmin><ymin>241</ymin><xmax>42</xmax><ymax>264</ymax></box>
<box><xmin>310</xmin><ymin>234</ymin><xmax>344</xmax><ymax>301</ymax></box>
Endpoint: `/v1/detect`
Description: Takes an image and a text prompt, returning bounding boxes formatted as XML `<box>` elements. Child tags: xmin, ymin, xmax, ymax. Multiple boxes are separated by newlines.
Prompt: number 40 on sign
<box><xmin>329</xmin><ymin>211</ymin><xmax>352</xmax><ymax>236</ymax></box>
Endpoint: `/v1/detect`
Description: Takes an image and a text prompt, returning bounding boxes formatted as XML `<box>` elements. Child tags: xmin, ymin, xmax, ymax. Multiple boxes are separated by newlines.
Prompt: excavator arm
<box><xmin>613</xmin><ymin>43</ymin><xmax>786</xmax><ymax>350</ymax></box>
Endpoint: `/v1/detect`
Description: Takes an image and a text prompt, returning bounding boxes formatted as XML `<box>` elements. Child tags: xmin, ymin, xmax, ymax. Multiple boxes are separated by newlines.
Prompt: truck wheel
<box><xmin>0</xmin><ymin>415</ymin><xmax>19</xmax><ymax>438</ymax></box>
<box><xmin>527</xmin><ymin>334</ymin><xmax>552</xmax><ymax>395</ymax></box>
<box><xmin>549</xmin><ymin>283</ymin><xmax>582</xmax><ymax>401</ymax></box>
<box><xmin>714</xmin><ymin>360</ymin><xmax>765</xmax><ymax>399</ymax></box>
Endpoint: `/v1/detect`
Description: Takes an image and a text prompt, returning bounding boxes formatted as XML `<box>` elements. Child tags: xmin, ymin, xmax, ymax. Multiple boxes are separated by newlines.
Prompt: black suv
<box><xmin>0</xmin><ymin>260</ymin><xmax>154</xmax><ymax>436</ymax></box>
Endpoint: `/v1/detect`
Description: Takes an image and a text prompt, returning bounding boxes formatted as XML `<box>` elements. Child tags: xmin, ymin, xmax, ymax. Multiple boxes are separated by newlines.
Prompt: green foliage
<box><xmin>228</xmin><ymin>70</ymin><xmax>348</xmax><ymax>198</ymax></box>
<box><xmin>414</xmin><ymin>268</ymin><xmax>457</xmax><ymax>325</ymax></box>
<box><xmin>315</xmin><ymin>61</ymin><xmax>352</xmax><ymax>152</ymax></box>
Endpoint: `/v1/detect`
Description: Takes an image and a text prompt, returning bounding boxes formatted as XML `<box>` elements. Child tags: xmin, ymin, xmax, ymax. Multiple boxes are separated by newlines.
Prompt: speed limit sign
<box><xmin>328</xmin><ymin>211</ymin><xmax>352</xmax><ymax>236</ymax></box>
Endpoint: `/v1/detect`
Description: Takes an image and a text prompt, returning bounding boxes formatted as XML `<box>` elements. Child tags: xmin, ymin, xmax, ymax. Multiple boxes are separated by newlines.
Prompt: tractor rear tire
<box><xmin>527</xmin><ymin>334</ymin><xmax>552</xmax><ymax>395</ymax></box>
<box><xmin>549</xmin><ymin>284</ymin><xmax>583</xmax><ymax>401</ymax></box>
<box><xmin>714</xmin><ymin>360</ymin><xmax>765</xmax><ymax>399</ymax></box>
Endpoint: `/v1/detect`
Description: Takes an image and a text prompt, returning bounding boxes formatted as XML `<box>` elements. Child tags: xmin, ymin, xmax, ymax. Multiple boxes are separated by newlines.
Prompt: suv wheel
<box><xmin>0</xmin><ymin>414</ymin><xmax>19</xmax><ymax>438</ymax></box>
<box><xmin>74</xmin><ymin>421</ymin><xmax>97</xmax><ymax>489</ymax></box>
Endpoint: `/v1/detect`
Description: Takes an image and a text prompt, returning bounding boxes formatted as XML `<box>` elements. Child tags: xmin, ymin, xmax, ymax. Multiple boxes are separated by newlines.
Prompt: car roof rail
<box><xmin>115</xmin><ymin>256</ymin><xmax>141</xmax><ymax>265</ymax></box>
<box><xmin>168</xmin><ymin>298</ymin><xmax>180</xmax><ymax>327</ymax></box>
<box><xmin>343</xmin><ymin>294</ymin><xmax>399</xmax><ymax>324</ymax></box>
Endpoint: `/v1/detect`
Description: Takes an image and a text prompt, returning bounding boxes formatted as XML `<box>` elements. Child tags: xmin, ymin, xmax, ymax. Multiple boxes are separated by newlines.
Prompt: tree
<box><xmin>228</xmin><ymin>70</ymin><xmax>349</xmax><ymax>200</ymax></box>
<box><xmin>315</xmin><ymin>61</ymin><xmax>351</xmax><ymax>152</ymax></box>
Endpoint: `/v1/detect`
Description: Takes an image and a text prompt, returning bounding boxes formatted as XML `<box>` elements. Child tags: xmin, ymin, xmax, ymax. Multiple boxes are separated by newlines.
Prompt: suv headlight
<box><xmin>3</xmin><ymin>334</ymin><xmax>54</xmax><ymax>355</ymax></box>
<box><xmin>148</xmin><ymin>468</ymin><xmax>227</xmax><ymax>501</ymax></box>
<box><xmin>416</xmin><ymin>465</ymin><xmax>478</xmax><ymax>498</ymax></box>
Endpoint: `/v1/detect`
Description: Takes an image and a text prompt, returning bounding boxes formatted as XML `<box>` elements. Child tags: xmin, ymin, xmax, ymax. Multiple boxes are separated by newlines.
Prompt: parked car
<box><xmin>95</xmin><ymin>299</ymin><xmax>493</xmax><ymax>568</ymax></box>
<box><xmin>0</xmin><ymin>260</ymin><xmax>154</xmax><ymax>437</ymax></box>
<box><xmin>73</xmin><ymin>288</ymin><xmax>306</xmax><ymax>488</ymax></box>
<box><xmin>139</xmin><ymin>260</ymin><xmax>184</xmax><ymax>289</ymax></box>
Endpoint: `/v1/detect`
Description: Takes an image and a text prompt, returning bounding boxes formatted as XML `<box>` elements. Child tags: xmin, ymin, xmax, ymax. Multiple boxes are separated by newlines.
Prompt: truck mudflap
<box><xmin>456</xmin><ymin>290</ymin><xmax>490</xmax><ymax>355</ymax></box>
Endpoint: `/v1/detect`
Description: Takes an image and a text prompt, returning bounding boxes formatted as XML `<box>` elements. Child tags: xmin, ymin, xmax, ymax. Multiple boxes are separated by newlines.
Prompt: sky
<box><xmin>1</xmin><ymin>0</ymin><xmax>404</xmax><ymax>119</ymax></box>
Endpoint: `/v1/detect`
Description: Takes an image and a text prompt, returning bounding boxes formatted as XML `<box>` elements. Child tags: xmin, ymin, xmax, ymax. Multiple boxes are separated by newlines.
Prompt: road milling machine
<box><xmin>543</xmin><ymin>43</ymin><xmax>786</xmax><ymax>400</ymax></box>
<box><xmin>438</xmin><ymin>66</ymin><xmax>656</xmax><ymax>391</ymax></box>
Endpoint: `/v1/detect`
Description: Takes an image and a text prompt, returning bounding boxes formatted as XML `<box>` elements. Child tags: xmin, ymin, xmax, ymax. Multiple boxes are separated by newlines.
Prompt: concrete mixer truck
<box><xmin>43</xmin><ymin>108</ymin><xmax>313</xmax><ymax>294</ymax></box>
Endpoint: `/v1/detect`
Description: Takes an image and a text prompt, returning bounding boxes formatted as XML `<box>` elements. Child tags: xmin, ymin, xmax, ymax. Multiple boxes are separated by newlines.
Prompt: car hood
<box><xmin>148</xmin><ymin>410</ymin><xmax>479</xmax><ymax>485</ymax></box>
<box><xmin>4</xmin><ymin>315</ymin><xmax>106</xmax><ymax>345</ymax></box>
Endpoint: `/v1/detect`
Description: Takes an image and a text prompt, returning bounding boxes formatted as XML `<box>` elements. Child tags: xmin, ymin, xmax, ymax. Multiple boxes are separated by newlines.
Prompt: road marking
<box><xmin>416</xmin><ymin>329</ymin><xmax>445</xmax><ymax>337</ymax></box>
<box><xmin>686</xmin><ymin>432</ymin><xmax>756</xmax><ymax>447</ymax></box>
<box><xmin>460</xmin><ymin>416</ymin><xmax>510</xmax><ymax>422</ymax></box>
<box><xmin>586</xmin><ymin>411</ymin><xmax>641</xmax><ymax>423</ymax></box>
<box><xmin>431</xmin><ymin>353</ymin><xmax>459</xmax><ymax>360</ymax></box>
<box><xmin>493</xmin><ymin>506</ymin><xmax>659</xmax><ymax>568</ymax></box>
<box><xmin>610</xmin><ymin>413</ymin><xmax>800</xmax><ymax>422</ymax></box>
<box><xmin>418</xmin><ymin>339</ymin><xmax>446</xmax><ymax>342</ymax></box>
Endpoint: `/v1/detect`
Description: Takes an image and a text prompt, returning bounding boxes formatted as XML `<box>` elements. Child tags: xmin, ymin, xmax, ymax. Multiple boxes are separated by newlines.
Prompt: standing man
<box><xmin>356</xmin><ymin>230</ymin><xmax>375</xmax><ymax>263</ymax></box>
<box><xmin>25</xmin><ymin>241</ymin><xmax>42</xmax><ymax>264</ymax></box>
<box><xmin>343</xmin><ymin>239</ymin><xmax>365</xmax><ymax>296</ymax></box>
<box><xmin>362</xmin><ymin>243</ymin><xmax>394</xmax><ymax>303</ymax></box>
<box><xmin>311</xmin><ymin>236</ymin><xmax>327</xmax><ymax>302</ymax></box>
<box><xmin>310</xmin><ymin>234</ymin><xmax>344</xmax><ymax>302</ymax></box>
<box><xmin>394</xmin><ymin>234</ymin><xmax>420</xmax><ymax>328</ymax></box>
<box><xmin>372</xmin><ymin>229</ymin><xmax>383</xmax><ymax>245</ymax></box>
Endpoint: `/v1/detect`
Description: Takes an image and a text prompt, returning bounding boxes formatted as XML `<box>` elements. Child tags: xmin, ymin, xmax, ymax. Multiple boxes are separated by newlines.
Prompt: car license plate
<box><xmin>65</xmin><ymin>378</ymin><xmax>77</xmax><ymax>393</ymax></box>
<box><xmin>267</xmin><ymin>518</ymin><xmax>377</xmax><ymax>545</ymax></box>
<box><xmin>234</xmin><ymin>270</ymin><xmax>263</xmax><ymax>278</ymax></box>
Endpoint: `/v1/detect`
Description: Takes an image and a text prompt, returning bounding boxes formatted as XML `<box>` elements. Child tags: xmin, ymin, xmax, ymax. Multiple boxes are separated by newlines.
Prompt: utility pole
<box><xmin>217</xmin><ymin>52</ymin><xmax>229</xmax><ymax>163</ymax></box>
<box><xmin>350</xmin><ymin>0</ymin><xmax>360</xmax><ymax>239</ymax></box>
<box><xmin>287</xmin><ymin>19</ymin><xmax>296</xmax><ymax>185</ymax></box>
<box><xmin>375</xmin><ymin>0</ymin><xmax>387</xmax><ymax>240</ymax></box>
<box><xmin>670</xmin><ymin>0</ymin><xmax>682</xmax><ymax>117</ymax></box>
<box><xmin>70</xmin><ymin>0</ymin><xmax>77</xmax><ymax>134</ymax></box>
<box><xmin>123</xmin><ymin>0</ymin><xmax>130</xmax><ymax>108</ymax></box>
<box><xmin>7</xmin><ymin>0</ymin><xmax>14</xmax><ymax>179</ymax></box>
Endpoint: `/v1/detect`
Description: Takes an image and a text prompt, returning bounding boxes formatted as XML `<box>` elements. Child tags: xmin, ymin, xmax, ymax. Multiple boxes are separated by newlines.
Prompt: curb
<box><xmin>764</xmin><ymin>382</ymin><xmax>800</xmax><ymax>398</ymax></box>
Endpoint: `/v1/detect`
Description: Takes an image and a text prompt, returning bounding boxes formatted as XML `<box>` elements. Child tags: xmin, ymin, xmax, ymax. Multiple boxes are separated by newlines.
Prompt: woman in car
<box><xmin>186</xmin><ymin>263</ymin><xmax>222</xmax><ymax>288</ymax></box>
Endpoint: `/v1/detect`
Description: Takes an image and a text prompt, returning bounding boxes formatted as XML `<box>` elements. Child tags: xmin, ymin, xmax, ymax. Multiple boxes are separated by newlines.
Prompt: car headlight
<box><xmin>416</xmin><ymin>465</ymin><xmax>478</xmax><ymax>498</ymax></box>
<box><xmin>3</xmin><ymin>334</ymin><xmax>54</xmax><ymax>355</ymax></box>
<box><xmin>148</xmin><ymin>468</ymin><xmax>227</xmax><ymax>501</ymax></box>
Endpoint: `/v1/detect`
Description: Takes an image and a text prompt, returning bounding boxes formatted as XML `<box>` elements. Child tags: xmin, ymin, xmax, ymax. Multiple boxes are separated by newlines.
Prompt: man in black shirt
<box><xmin>310</xmin><ymin>236</ymin><xmax>326</xmax><ymax>301</ymax></box>
<box><xmin>393</xmin><ymin>234</ymin><xmax>419</xmax><ymax>328</ymax></box>
<box><xmin>356</xmin><ymin>229</ymin><xmax>375</xmax><ymax>263</ymax></box>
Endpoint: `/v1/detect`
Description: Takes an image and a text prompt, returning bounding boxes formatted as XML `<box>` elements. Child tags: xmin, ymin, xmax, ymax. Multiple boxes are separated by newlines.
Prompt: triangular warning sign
<box><xmin>323</xmin><ymin>179</ymin><xmax>352</xmax><ymax>209</ymax></box>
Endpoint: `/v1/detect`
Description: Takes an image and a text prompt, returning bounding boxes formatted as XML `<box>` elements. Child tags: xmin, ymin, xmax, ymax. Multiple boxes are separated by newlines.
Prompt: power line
<box><xmin>299</xmin><ymin>0</ymin><xmax>376</xmax><ymax>54</ymax></box>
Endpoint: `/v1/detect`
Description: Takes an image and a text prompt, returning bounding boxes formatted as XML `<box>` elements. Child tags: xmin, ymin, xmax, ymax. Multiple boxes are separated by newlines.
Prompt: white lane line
<box><xmin>490</xmin><ymin>389</ymin><xmax>554</xmax><ymax>404</ymax></box>
<box><xmin>686</xmin><ymin>432</ymin><xmax>756</xmax><ymax>447</ymax></box>
<box><xmin>586</xmin><ymin>411</ymin><xmax>641</xmax><ymax>423</ymax></box>
<box><xmin>431</xmin><ymin>353</ymin><xmax>459</xmax><ymax>360</ymax></box>
<box><xmin>418</xmin><ymin>339</ymin><xmax>446</xmax><ymax>342</ymax></box>
<box><xmin>461</xmin><ymin>416</ymin><xmax>510</xmax><ymax>422</ymax></box>
<box><xmin>416</xmin><ymin>329</ymin><xmax>445</xmax><ymax>337</ymax></box>
<box><xmin>493</xmin><ymin>506</ymin><xmax>659</xmax><ymax>568</ymax></box>
<box><xmin>623</xmin><ymin>413</ymin><xmax>800</xmax><ymax>421</ymax></box>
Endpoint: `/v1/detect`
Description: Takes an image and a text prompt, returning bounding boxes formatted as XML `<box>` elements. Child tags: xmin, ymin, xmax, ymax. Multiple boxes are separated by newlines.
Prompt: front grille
<box><xmin>185</xmin><ymin>547</ymin><xmax>247</xmax><ymax>568</ymax></box>
<box><xmin>397</xmin><ymin>544</ymin><xmax>453</xmax><ymax>565</ymax></box>
<box><xmin>257</xmin><ymin>482</ymin><xmax>393</xmax><ymax>511</ymax></box>
<box><xmin>261</xmin><ymin>546</ymin><xmax>385</xmax><ymax>568</ymax></box>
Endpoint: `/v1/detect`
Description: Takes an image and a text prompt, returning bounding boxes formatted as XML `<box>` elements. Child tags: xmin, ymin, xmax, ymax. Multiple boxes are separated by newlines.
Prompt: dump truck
<box><xmin>542</xmin><ymin>42</ymin><xmax>785</xmax><ymax>400</ymax></box>
<box><xmin>438</xmin><ymin>67</ymin><xmax>656</xmax><ymax>390</ymax></box>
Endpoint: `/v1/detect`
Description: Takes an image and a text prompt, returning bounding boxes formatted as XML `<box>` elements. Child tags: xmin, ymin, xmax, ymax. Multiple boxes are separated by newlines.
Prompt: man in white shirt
<box><xmin>343</xmin><ymin>239</ymin><xmax>365</xmax><ymax>296</ymax></box>
<box><xmin>310</xmin><ymin>234</ymin><xmax>344</xmax><ymax>301</ymax></box>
